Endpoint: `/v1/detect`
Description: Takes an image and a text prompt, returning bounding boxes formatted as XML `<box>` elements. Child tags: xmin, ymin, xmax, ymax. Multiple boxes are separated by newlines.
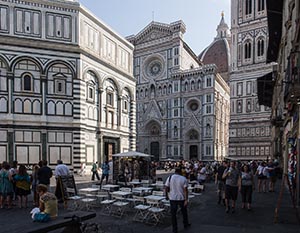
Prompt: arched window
<box><xmin>168</xmin><ymin>85</ymin><xmax>172</xmax><ymax>94</ymax></box>
<box><xmin>185</xmin><ymin>82</ymin><xmax>188</xmax><ymax>91</ymax></box>
<box><xmin>244</xmin><ymin>41</ymin><xmax>252</xmax><ymax>59</ymax></box>
<box><xmin>245</xmin><ymin>0</ymin><xmax>252</xmax><ymax>15</ymax></box>
<box><xmin>258</xmin><ymin>0</ymin><xmax>265</xmax><ymax>12</ymax></box>
<box><xmin>197</xmin><ymin>80</ymin><xmax>201</xmax><ymax>89</ymax></box>
<box><xmin>257</xmin><ymin>38</ymin><xmax>265</xmax><ymax>57</ymax></box>
<box><xmin>191</xmin><ymin>80</ymin><xmax>195</xmax><ymax>90</ymax></box>
<box><xmin>23</xmin><ymin>74</ymin><xmax>32</xmax><ymax>91</ymax></box>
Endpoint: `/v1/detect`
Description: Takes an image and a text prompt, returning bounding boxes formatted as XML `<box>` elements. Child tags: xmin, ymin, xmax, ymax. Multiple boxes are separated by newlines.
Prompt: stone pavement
<box><xmin>0</xmin><ymin>172</ymin><xmax>299</xmax><ymax>233</ymax></box>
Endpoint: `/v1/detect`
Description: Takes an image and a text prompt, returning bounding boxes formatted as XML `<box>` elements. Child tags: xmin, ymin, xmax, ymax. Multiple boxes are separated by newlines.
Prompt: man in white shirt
<box><xmin>55</xmin><ymin>160</ymin><xmax>69</xmax><ymax>178</ymax></box>
<box><xmin>54</xmin><ymin>160</ymin><xmax>70</xmax><ymax>201</ymax></box>
<box><xmin>165</xmin><ymin>167</ymin><xmax>191</xmax><ymax>233</ymax></box>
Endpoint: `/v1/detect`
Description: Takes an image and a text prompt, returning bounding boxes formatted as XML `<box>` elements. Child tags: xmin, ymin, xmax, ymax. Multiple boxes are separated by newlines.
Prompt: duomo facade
<box><xmin>127</xmin><ymin>20</ymin><xmax>230</xmax><ymax>161</ymax></box>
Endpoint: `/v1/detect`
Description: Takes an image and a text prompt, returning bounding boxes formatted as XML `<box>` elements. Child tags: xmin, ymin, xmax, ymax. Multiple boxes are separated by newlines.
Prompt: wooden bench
<box><xmin>9</xmin><ymin>211</ymin><xmax>96</xmax><ymax>233</ymax></box>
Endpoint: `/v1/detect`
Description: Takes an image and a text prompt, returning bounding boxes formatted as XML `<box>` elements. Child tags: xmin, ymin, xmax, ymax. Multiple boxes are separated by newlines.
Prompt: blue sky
<box><xmin>79</xmin><ymin>0</ymin><xmax>231</xmax><ymax>54</ymax></box>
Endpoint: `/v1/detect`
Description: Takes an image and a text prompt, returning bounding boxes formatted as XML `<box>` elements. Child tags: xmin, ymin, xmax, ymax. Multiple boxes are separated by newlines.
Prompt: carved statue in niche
<box><xmin>189</xmin><ymin>130</ymin><xmax>198</xmax><ymax>140</ymax></box>
<box><xmin>150</xmin><ymin>85</ymin><xmax>155</xmax><ymax>98</ymax></box>
<box><xmin>206</xmin><ymin>124</ymin><xmax>211</xmax><ymax>137</ymax></box>
<box><xmin>174</xmin><ymin>126</ymin><xmax>178</xmax><ymax>137</ymax></box>
<box><xmin>150</xmin><ymin>125</ymin><xmax>160</xmax><ymax>135</ymax></box>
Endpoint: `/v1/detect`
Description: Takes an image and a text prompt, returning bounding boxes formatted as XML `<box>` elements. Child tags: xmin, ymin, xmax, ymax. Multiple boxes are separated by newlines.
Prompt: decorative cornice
<box><xmin>0</xmin><ymin>0</ymin><xmax>79</xmax><ymax>13</ymax></box>
<box><xmin>171</xmin><ymin>64</ymin><xmax>217</xmax><ymax>78</ymax></box>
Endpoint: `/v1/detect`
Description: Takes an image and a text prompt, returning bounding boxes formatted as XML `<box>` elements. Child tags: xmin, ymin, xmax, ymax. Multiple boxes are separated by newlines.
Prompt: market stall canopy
<box><xmin>112</xmin><ymin>151</ymin><xmax>153</xmax><ymax>158</ymax></box>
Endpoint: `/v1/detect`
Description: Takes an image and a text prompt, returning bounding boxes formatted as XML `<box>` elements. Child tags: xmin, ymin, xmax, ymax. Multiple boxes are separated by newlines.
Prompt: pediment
<box><xmin>184</xmin><ymin>115</ymin><xmax>201</xmax><ymax>132</ymax></box>
<box><xmin>134</xmin><ymin>22</ymin><xmax>173</xmax><ymax>44</ymax></box>
<box><xmin>143</xmin><ymin>100</ymin><xmax>162</xmax><ymax>121</ymax></box>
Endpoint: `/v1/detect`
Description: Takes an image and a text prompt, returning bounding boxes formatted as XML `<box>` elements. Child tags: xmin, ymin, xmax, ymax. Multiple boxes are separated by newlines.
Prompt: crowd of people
<box><xmin>0</xmin><ymin>157</ymin><xmax>281</xmax><ymax>224</ymax></box>
<box><xmin>0</xmin><ymin>159</ymin><xmax>71</xmax><ymax>221</ymax></box>
<box><xmin>164</xmin><ymin>159</ymin><xmax>281</xmax><ymax>213</ymax></box>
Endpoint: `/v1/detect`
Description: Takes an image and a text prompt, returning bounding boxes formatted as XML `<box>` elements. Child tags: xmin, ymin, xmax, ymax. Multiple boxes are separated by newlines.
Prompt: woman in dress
<box><xmin>14</xmin><ymin>165</ymin><xmax>31</xmax><ymax>208</ymax></box>
<box><xmin>240</xmin><ymin>164</ymin><xmax>255</xmax><ymax>210</ymax></box>
<box><xmin>0</xmin><ymin>161</ymin><xmax>14</xmax><ymax>209</ymax></box>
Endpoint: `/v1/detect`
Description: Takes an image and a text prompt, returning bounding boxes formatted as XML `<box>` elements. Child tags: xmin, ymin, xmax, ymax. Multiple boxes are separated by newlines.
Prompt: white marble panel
<box><xmin>0</xmin><ymin>130</ymin><xmax>7</xmax><ymax>141</ymax></box>
<box><xmin>56</xmin><ymin>102</ymin><xmax>63</xmax><ymax>115</ymax></box>
<box><xmin>48</xmin><ymin>132</ymin><xmax>56</xmax><ymax>143</ymax></box>
<box><xmin>86</xmin><ymin>146</ymin><xmax>94</xmax><ymax>163</ymax></box>
<box><xmin>88</xmin><ymin>106</ymin><xmax>93</xmax><ymax>119</ymax></box>
<box><xmin>24</xmin><ymin>131</ymin><xmax>32</xmax><ymax>142</ymax></box>
<box><xmin>0</xmin><ymin>146</ymin><xmax>6</xmax><ymax>161</ymax></box>
<box><xmin>47</xmin><ymin>14</ymin><xmax>54</xmax><ymax>37</ymax></box>
<box><xmin>63</xmin><ymin>17</ymin><xmax>70</xmax><ymax>39</ymax></box>
<box><xmin>34</xmin><ymin>80</ymin><xmax>41</xmax><ymax>93</ymax></box>
<box><xmin>16</xmin><ymin>10</ymin><xmax>23</xmax><ymax>32</ymax></box>
<box><xmin>33</xmin><ymin>12</ymin><xmax>40</xmax><ymax>35</ymax></box>
<box><xmin>65</xmin><ymin>102</ymin><xmax>72</xmax><ymax>116</ymax></box>
<box><xmin>0</xmin><ymin>75</ymin><xmax>7</xmax><ymax>91</ymax></box>
<box><xmin>24</xmin><ymin>11</ymin><xmax>31</xmax><ymax>33</ymax></box>
<box><xmin>56</xmin><ymin>16</ymin><xmax>62</xmax><ymax>37</ymax></box>
<box><xmin>24</xmin><ymin>99</ymin><xmax>31</xmax><ymax>113</ymax></box>
<box><xmin>66</xmin><ymin>82</ymin><xmax>72</xmax><ymax>95</ymax></box>
<box><xmin>32</xmin><ymin>100</ymin><xmax>41</xmax><ymax>114</ymax></box>
<box><xmin>64</xmin><ymin>132</ymin><xmax>72</xmax><ymax>143</ymax></box>
<box><xmin>33</xmin><ymin>132</ymin><xmax>41</xmax><ymax>142</ymax></box>
<box><xmin>61</xmin><ymin>147</ymin><xmax>71</xmax><ymax>164</ymax></box>
<box><xmin>49</xmin><ymin>147</ymin><xmax>59</xmax><ymax>164</ymax></box>
<box><xmin>16</xmin><ymin>146</ymin><xmax>28</xmax><ymax>164</ymax></box>
<box><xmin>47</xmin><ymin>101</ymin><xmax>55</xmax><ymax>115</ymax></box>
<box><xmin>29</xmin><ymin>146</ymin><xmax>40</xmax><ymax>163</ymax></box>
<box><xmin>48</xmin><ymin>80</ymin><xmax>54</xmax><ymax>94</ymax></box>
<box><xmin>15</xmin><ymin>131</ymin><xmax>23</xmax><ymax>142</ymax></box>
<box><xmin>0</xmin><ymin>7</ymin><xmax>7</xmax><ymax>31</ymax></box>
<box><xmin>14</xmin><ymin>98</ymin><xmax>23</xmax><ymax>113</ymax></box>
<box><xmin>0</xmin><ymin>97</ymin><xmax>7</xmax><ymax>112</ymax></box>
<box><xmin>57</xmin><ymin>132</ymin><xmax>63</xmax><ymax>143</ymax></box>
<box><xmin>14</xmin><ymin>78</ymin><xmax>21</xmax><ymax>92</ymax></box>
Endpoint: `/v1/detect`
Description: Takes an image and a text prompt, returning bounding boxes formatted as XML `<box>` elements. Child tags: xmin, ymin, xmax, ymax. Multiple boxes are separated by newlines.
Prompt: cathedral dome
<box><xmin>199</xmin><ymin>13</ymin><xmax>231</xmax><ymax>82</ymax></box>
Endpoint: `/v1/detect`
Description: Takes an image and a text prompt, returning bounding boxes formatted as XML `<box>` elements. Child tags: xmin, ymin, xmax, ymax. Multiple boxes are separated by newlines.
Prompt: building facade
<box><xmin>267</xmin><ymin>0</ymin><xmax>300</xmax><ymax>205</ymax></box>
<box><xmin>229</xmin><ymin>0</ymin><xmax>273</xmax><ymax>160</ymax></box>
<box><xmin>128</xmin><ymin>21</ymin><xmax>230</xmax><ymax>161</ymax></box>
<box><xmin>0</xmin><ymin>0</ymin><xmax>136</xmax><ymax>171</ymax></box>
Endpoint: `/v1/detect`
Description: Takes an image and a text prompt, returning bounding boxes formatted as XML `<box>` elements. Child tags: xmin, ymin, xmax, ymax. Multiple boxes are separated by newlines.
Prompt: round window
<box><xmin>190</xmin><ymin>103</ymin><xmax>198</xmax><ymax>111</ymax></box>
<box><xmin>145</xmin><ymin>58</ymin><xmax>164</xmax><ymax>78</ymax></box>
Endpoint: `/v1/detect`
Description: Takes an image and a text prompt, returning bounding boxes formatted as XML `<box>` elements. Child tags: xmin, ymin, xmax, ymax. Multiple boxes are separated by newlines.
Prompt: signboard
<box><xmin>57</xmin><ymin>175</ymin><xmax>77</xmax><ymax>201</ymax></box>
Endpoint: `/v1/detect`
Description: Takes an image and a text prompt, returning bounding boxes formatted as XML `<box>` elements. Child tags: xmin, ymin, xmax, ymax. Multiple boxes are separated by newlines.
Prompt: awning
<box><xmin>266</xmin><ymin>0</ymin><xmax>283</xmax><ymax>63</ymax></box>
<box><xmin>112</xmin><ymin>151</ymin><xmax>153</xmax><ymax>158</ymax></box>
<box><xmin>257</xmin><ymin>72</ymin><xmax>275</xmax><ymax>107</ymax></box>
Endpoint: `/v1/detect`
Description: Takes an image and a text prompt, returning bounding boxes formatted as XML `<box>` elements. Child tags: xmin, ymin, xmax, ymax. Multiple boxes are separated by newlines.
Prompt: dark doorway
<box><xmin>189</xmin><ymin>145</ymin><xmax>198</xmax><ymax>160</ymax></box>
<box><xmin>104</xmin><ymin>142</ymin><xmax>115</xmax><ymax>161</ymax></box>
<box><xmin>150</xmin><ymin>141</ymin><xmax>160</xmax><ymax>161</ymax></box>
<box><xmin>103</xmin><ymin>137</ymin><xmax>120</xmax><ymax>163</ymax></box>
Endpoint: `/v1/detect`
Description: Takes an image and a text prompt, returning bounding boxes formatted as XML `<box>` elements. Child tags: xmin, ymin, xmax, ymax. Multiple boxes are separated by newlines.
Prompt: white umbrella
<box><xmin>112</xmin><ymin>151</ymin><xmax>153</xmax><ymax>158</ymax></box>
